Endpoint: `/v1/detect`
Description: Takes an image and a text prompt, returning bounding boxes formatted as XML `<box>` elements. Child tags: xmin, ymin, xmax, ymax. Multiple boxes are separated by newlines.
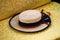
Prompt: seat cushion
<box><xmin>0</xmin><ymin>2</ymin><xmax>60</xmax><ymax>40</ymax></box>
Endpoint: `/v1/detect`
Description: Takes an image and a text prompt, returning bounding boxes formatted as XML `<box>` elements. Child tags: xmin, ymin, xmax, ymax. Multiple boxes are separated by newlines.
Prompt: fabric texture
<box><xmin>0</xmin><ymin>0</ymin><xmax>51</xmax><ymax>20</ymax></box>
<box><xmin>0</xmin><ymin>2</ymin><xmax>60</xmax><ymax>40</ymax></box>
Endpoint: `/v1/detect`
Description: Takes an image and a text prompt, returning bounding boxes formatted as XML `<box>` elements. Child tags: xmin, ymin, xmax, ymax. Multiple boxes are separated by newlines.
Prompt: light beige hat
<box><xmin>9</xmin><ymin>10</ymin><xmax>51</xmax><ymax>32</ymax></box>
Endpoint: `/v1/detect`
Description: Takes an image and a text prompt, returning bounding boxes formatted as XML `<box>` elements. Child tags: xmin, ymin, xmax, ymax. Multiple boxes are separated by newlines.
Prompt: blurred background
<box><xmin>52</xmin><ymin>0</ymin><xmax>60</xmax><ymax>3</ymax></box>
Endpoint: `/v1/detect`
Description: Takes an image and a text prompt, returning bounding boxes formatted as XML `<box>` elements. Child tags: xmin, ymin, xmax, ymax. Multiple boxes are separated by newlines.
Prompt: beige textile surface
<box><xmin>0</xmin><ymin>2</ymin><xmax>60</xmax><ymax>40</ymax></box>
<box><xmin>0</xmin><ymin>0</ymin><xmax>51</xmax><ymax>20</ymax></box>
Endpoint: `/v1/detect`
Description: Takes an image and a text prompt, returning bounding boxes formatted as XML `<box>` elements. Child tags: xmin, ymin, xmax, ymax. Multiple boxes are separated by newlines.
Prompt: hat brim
<box><xmin>9</xmin><ymin>13</ymin><xmax>51</xmax><ymax>33</ymax></box>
